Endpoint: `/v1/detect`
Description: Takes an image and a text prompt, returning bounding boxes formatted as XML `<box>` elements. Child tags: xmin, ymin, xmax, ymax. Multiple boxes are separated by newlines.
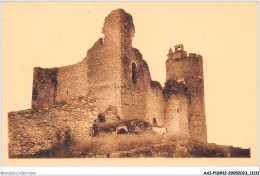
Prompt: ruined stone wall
<box><xmin>86</xmin><ymin>38</ymin><xmax>122</xmax><ymax>116</ymax></box>
<box><xmin>146</xmin><ymin>81</ymin><xmax>165</xmax><ymax>126</ymax></box>
<box><xmin>31</xmin><ymin>59</ymin><xmax>88</xmax><ymax>109</ymax></box>
<box><xmin>166</xmin><ymin>53</ymin><xmax>207</xmax><ymax>143</ymax></box>
<box><xmin>86</xmin><ymin>9</ymin><xmax>134</xmax><ymax>117</ymax></box>
<box><xmin>163</xmin><ymin>81</ymin><xmax>189</xmax><ymax>138</ymax></box>
<box><xmin>55</xmin><ymin>60</ymin><xmax>88</xmax><ymax>103</ymax></box>
<box><xmin>121</xmin><ymin>48</ymin><xmax>151</xmax><ymax>121</ymax></box>
<box><xmin>189</xmin><ymin>115</ymin><xmax>207</xmax><ymax>143</ymax></box>
<box><xmin>9</xmin><ymin>96</ymin><xmax>97</xmax><ymax>157</ymax></box>
<box><xmin>31</xmin><ymin>67</ymin><xmax>58</xmax><ymax>109</ymax></box>
<box><xmin>32</xmin><ymin>9</ymin><xmax>128</xmax><ymax>115</ymax></box>
<box><xmin>30</xmin><ymin>9</ymin><xmax>159</xmax><ymax>123</ymax></box>
<box><xmin>113</xmin><ymin>9</ymin><xmax>151</xmax><ymax>121</ymax></box>
<box><xmin>164</xmin><ymin>93</ymin><xmax>189</xmax><ymax>138</ymax></box>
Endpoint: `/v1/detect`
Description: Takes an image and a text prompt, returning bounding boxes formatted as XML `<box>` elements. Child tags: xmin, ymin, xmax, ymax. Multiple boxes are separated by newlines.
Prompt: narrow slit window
<box><xmin>153</xmin><ymin>118</ymin><xmax>158</xmax><ymax>126</ymax></box>
<box><xmin>132</xmin><ymin>62</ymin><xmax>137</xmax><ymax>84</ymax></box>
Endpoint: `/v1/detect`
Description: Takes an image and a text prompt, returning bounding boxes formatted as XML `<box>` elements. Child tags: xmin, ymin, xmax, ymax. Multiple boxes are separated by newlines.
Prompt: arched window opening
<box><xmin>132</xmin><ymin>62</ymin><xmax>137</xmax><ymax>84</ymax></box>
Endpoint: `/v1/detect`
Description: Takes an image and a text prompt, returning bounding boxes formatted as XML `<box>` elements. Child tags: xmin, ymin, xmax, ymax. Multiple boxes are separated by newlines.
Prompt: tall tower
<box><xmin>166</xmin><ymin>44</ymin><xmax>207</xmax><ymax>143</ymax></box>
<box><xmin>86</xmin><ymin>9</ymin><xmax>135</xmax><ymax>117</ymax></box>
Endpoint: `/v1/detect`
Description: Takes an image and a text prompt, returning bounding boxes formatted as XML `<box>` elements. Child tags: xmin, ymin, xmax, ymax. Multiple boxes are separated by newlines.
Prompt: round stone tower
<box><xmin>166</xmin><ymin>44</ymin><xmax>207</xmax><ymax>143</ymax></box>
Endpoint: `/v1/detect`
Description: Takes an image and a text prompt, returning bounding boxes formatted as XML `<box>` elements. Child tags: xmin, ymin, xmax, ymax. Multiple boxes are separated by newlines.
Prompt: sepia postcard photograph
<box><xmin>1</xmin><ymin>1</ymin><xmax>258</xmax><ymax>171</ymax></box>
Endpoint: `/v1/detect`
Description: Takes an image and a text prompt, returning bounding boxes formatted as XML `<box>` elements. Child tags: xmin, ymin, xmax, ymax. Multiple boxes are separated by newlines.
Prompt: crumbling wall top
<box><xmin>150</xmin><ymin>80</ymin><xmax>163</xmax><ymax>90</ymax></box>
<box><xmin>102</xmin><ymin>8</ymin><xmax>135</xmax><ymax>39</ymax></box>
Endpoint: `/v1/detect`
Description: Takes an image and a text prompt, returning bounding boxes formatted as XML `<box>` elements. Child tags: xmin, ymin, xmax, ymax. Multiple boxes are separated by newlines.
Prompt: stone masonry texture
<box><xmin>8</xmin><ymin>9</ymin><xmax>207</xmax><ymax>157</ymax></box>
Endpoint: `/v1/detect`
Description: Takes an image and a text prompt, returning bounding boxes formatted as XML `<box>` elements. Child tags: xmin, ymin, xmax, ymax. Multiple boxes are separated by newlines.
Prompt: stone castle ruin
<box><xmin>8</xmin><ymin>9</ymin><xmax>207</xmax><ymax>157</ymax></box>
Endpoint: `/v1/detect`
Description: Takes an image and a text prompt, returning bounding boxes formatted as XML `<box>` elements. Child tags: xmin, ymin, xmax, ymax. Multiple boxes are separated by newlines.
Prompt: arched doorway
<box><xmin>117</xmin><ymin>128</ymin><xmax>128</xmax><ymax>134</ymax></box>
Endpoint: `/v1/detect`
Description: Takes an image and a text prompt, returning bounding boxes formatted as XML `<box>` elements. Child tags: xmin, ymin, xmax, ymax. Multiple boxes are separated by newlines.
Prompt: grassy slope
<box><xmin>12</xmin><ymin>133</ymin><xmax>250</xmax><ymax>158</ymax></box>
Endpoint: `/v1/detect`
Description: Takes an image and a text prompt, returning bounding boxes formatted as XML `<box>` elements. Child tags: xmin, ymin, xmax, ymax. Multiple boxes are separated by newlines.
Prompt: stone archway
<box><xmin>116</xmin><ymin>125</ymin><xmax>128</xmax><ymax>134</ymax></box>
<box><xmin>117</xmin><ymin>128</ymin><xmax>127</xmax><ymax>134</ymax></box>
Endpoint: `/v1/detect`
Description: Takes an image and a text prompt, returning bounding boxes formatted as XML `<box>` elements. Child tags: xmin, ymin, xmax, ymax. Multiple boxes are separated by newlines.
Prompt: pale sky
<box><xmin>2</xmin><ymin>2</ymin><xmax>258</xmax><ymax>152</ymax></box>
